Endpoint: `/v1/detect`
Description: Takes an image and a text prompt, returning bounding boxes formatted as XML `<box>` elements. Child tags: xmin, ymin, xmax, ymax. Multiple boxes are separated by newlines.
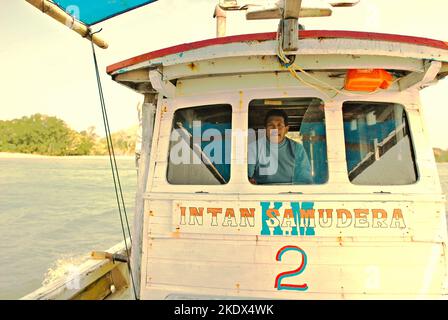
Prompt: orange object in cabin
<box><xmin>344</xmin><ymin>69</ymin><xmax>393</xmax><ymax>92</ymax></box>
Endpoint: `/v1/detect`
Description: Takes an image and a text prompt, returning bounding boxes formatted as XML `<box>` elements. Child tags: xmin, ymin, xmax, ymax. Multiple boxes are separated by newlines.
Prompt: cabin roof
<box><xmin>107</xmin><ymin>30</ymin><xmax>448</xmax><ymax>75</ymax></box>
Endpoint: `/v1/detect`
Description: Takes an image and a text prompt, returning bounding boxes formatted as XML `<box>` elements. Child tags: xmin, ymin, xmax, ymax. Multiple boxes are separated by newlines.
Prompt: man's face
<box><xmin>266</xmin><ymin>116</ymin><xmax>289</xmax><ymax>144</ymax></box>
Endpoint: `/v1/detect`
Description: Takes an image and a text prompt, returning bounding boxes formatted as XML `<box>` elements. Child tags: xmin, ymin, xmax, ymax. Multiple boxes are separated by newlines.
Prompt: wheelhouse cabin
<box><xmin>107</xmin><ymin>30</ymin><xmax>448</xmax><ymax>299</ymax></box>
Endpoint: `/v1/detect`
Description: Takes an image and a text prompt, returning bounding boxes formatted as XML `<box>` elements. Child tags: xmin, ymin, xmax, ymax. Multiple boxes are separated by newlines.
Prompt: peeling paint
<box><xmin>246</xmin><ymin>40</ymin><xmax>263</xmax><ymax>45</ymax></box>
<box><xmin>116</xmin><ymin>68</ymin><xmax>129</xmax><ymax>75</ymax></box>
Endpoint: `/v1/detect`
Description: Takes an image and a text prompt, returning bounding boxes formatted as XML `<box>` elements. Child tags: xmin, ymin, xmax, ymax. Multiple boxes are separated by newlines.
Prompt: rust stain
<box><xmin>236</xmin><ymin>283</ymin><xmax>240</xmax><ymax>292</ymax></box>
<box><xmin>239</xmin><ymin>91</ymin><xmax>244</xmax><ymax>111</ymax></box>
<box><xmin>337</xmin><ymin>236</ymin><xmax>343</xmax><ymax>247</ymax></box>
<box><xmin>171</xmin><ymin>227</ymin><xmax>181</xmax><ymax>239</ymax></box>
<box><xmin>261</xmin><ymin>55</ymin><xmax>266</xmax><ymax>60</ymax></box>
<box><xmin>188</xmin><ymin>62</ymin><xmax>198</xmax><ymax>71</ymax></box>
<box><xmin>149</xmin><ymin>210</ymin><xmax>154</xmax><ymax>217</ymax></box>
<box><xmin>161</xmin><ymin>104</ymin><xmax>168</xmax><ymax>116</ymax></box>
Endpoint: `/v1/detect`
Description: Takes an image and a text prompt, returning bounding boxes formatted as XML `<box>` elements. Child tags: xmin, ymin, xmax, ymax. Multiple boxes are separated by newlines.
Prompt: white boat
<box><xmin>23</xmin><ymin>0</ymin><xmax>448</xmax><ymax>300</ymax></box>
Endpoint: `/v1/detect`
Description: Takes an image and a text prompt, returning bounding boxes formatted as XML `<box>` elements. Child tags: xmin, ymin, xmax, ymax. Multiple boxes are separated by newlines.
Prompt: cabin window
<box><xmin>248</xmin><ymin>98</ymin><xmax>328</xmax><ymax>185</ymax></box>
<box><xmin>167</xmin><ymin>104</ymin><xmax>232</xmax><ymax>185</ymax></box>
<box><xmin>342</xmin><ymin>102</ymin><xmax>418</xmax><ymax>185</ymax></box>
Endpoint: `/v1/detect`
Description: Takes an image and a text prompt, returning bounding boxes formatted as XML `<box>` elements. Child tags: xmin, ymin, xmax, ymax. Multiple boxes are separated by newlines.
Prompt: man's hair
<box><xmin>264</xmin><ymin>109</ymin><xmax>289</xmax><ymax>126</ymax></box>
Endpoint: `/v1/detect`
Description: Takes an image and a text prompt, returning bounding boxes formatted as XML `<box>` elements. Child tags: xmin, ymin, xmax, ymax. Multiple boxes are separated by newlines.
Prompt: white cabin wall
<box><xmin>411</xmin><ymin>90</ymin><xmax>444</xmax><ymax>190</ymax></box>
<box><xmin>138</xmin><ymin>69</ymin><xmax>447</xmax><ymax>300</ymax></box>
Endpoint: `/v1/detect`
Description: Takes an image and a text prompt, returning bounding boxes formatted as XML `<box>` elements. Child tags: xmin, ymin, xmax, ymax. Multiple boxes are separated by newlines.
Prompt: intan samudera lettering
<box><xmin>177</xmin><ymin>202</ymin><xmax>406</xmax><ymax>236</ymax></box>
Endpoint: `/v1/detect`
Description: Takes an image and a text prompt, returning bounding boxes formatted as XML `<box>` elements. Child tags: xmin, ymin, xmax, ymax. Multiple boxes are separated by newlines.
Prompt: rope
<box><xmin>275</xmin><ymin>26</ymin><xmax>402</xmax><ymax>98</ymax></box>
<box><xmin>89</xmin><ymin>30</ymin><xmax>138</xmax><ymax>300</ymax></box>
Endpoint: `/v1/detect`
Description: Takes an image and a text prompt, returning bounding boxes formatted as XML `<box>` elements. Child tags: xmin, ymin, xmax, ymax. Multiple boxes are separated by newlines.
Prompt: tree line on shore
<box><xmin>434</xmin><ymin>148</ymin><xmax>448</xmax><ymax>163</ymax></box>
<box><xmin>0</xmin><ymin>114</ymin><xmax>137</xmax><ymax>156</ymax></box>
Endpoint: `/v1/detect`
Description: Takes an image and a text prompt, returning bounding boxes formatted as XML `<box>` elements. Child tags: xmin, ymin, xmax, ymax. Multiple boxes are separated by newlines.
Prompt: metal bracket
<box><xmin>279</xmin><ymin>0</ymin><xmax>302</xmax><ymax>53</ymax></box>
<box><xmin>148</xmin><ymin>69</ymin><xmax>176</xmax><ymax>98</ymax></box>
<box><xmin>279</xmin><ymin>17</ymin><xmax>299</xmax><ymax>53</ymax></box>
<box><xmin>398</xmin><ymin>60</ymin><xmax>442</xmax><ymax>91</ymax></box>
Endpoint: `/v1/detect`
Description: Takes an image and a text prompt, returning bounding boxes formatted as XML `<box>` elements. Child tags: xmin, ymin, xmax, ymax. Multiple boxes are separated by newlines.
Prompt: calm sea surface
<box><xmin>1</xmin><ymin>159</ymin><xmax>447</xmax><ymax>300</ymax></box>
<box><xmin>0</xmin><ymin>157</ymin><xmax>136</xmax><ymax>300</ymax></box>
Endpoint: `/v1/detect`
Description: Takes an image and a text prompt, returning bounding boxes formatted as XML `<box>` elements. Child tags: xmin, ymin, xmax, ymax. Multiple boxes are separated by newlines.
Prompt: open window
<box><xmin>248</xmin><ymin>98</ymin><xmax>328</xmax><ymax>185</ymax></box>
<box><xmin>167</xmin><ymin>104</ymin><xmax>232</xmax><ymax>185</ymax></box>
<box><xmin>343</xmin><ymin>101</ymin><xmax>418</xmax><ymax>185</ymax></box>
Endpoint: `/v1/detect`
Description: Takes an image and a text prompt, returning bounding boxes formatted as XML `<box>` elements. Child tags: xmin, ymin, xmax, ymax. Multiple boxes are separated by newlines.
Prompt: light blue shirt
<box><xmin>248</xmin><ymin>137</ymin><xmax>312</xmax><ymax>185</ymax></box>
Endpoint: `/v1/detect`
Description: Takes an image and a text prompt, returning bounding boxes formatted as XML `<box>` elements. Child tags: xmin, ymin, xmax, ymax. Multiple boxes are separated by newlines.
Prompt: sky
<box><xmin>1</xmin><ymin>0</ymin><xmax>448</xmax><ymax>148</ymax></box>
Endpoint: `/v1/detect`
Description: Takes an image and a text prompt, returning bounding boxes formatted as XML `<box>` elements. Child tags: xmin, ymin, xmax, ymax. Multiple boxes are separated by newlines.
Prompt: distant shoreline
<box><xmin>0</xmin><ymin>152</ymin><xmax>135</xmax><ymax>160</ymax></box>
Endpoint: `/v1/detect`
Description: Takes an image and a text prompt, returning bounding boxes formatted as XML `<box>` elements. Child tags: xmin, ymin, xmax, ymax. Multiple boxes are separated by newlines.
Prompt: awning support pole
<box><xmin>25</xmin><ymin>0</ymin><xmax>109</xmax><ymax>49</ymax></box>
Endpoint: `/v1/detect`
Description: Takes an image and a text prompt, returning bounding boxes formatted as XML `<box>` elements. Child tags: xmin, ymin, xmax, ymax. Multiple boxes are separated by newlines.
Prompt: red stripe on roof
<box><xmin>107</xmin><ymin>30</ymin><xmax>448</xmax><ymax>75</ymax></box>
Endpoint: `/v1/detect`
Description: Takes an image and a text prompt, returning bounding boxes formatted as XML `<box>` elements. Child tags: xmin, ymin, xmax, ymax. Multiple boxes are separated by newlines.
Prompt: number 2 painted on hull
<box><xmin>275</xmin><ymin>245</ymin><xmax>308</xmax><ymax>291</ymax></box>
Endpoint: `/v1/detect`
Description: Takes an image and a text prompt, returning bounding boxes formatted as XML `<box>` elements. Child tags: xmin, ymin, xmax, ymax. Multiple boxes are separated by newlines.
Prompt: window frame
<box><xmin>246</xmin><ymin>97</ymin><xmax>330</xmax><ymax>187</ymax></box>
<box><xmin>166</xmin><ymin>103</ymin><xmax>234</xmax><ymax>186</ymax></box>
<box><xmin>149</xmin><ymin>93</ymin><xmax>241</xmax><ymax>194</ymax></box>
<box><xmin>341</xmin><ymin>100</ymin><xmax>419</xmax><ymax>186</ymax></box>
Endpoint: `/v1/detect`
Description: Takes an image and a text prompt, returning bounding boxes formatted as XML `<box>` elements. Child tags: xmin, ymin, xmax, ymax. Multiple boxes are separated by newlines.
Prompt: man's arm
<box><xmin>248</xmin><ymin>139</ymin><xmax>257</xmax><ymax>182</ymax></box>
<box><xmin>293</xmin><ymin>143</ymin><xmax>313</xmax><ymax>184</ymax></box>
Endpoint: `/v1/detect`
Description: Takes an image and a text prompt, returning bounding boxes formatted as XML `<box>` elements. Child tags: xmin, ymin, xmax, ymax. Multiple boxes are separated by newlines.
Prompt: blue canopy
<box><xmin>53</xmin><ymin>0</ymin><xmax>159</xmax><ymax>26</ymax></box>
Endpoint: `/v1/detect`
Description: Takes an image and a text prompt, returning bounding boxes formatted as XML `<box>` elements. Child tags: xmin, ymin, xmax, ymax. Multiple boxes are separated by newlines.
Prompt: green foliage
<box><xmin>0</xmin><ymin>115</ymin><xmax>137</xmax><ymax>156</ymax></box>
<box><xmin>0</xmin><ymin>114</ymin><xmax>75</xmax><ymax>156</ymax></box>
<box><xmin>435</xmin><ymin>149</ymin><xmax>448</xmax><ymax>162</ymax></box>
<box><xmin>98</xmin><ymin>126</ymin><xmax>137</xmax><ymax>156</ymax></box>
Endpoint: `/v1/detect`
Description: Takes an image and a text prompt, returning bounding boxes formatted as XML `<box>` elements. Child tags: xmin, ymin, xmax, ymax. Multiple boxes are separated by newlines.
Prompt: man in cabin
<box><xmin>248</xmin><ymin>109</ymin><xmax>312</xmax><ymax>185</ymax></box>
